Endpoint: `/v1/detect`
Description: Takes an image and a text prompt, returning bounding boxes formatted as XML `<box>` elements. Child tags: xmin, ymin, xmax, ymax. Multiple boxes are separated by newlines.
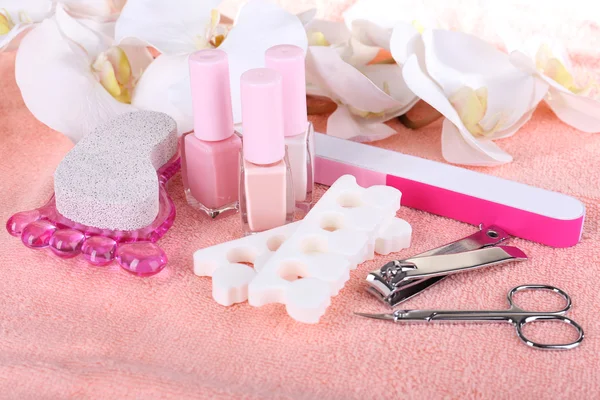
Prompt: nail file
<box><xmin>314</xmin><ymin>133</ymin><xmax>585</xmax><ymax>248</ymax></box>
<box><xmin>194</xmin><ymin>175</ymin><xmax>412</xmax><ymax>323</ymax></box>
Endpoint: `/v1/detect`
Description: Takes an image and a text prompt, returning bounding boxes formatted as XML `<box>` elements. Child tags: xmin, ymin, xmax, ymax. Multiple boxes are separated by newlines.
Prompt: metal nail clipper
<box><xmin>366</xmin><ymin>225</ymin><xmax>527</xmax><ymax>307</ymax></box>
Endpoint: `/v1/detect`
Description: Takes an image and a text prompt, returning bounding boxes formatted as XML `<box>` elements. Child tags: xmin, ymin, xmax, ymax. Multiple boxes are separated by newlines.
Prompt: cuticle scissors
<box><xmin>356</xmin><ymin>284</ymin><xmax>584</xmax><ymax>350</ymax></box>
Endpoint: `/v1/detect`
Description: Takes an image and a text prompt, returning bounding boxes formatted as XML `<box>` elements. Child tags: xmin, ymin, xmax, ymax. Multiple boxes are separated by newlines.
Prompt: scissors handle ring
<box><xmin>516</xmin><ymin>315</ymin><xmax>585</xmax><ymax>350</ymax></box>
<box><xmin>507</xmin><ymin>284</ymin><xmax>572</xmax><ymax>314</ymax></box>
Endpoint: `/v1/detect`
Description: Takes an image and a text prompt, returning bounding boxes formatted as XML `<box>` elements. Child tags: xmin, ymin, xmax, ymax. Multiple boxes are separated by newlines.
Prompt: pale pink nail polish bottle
<box><xmin>182</xmin><ymin>49</ymin><xmax>242</xmax><ymax>218</ymax></box>
<box><xmin>239</xmin><ymin>68</ymin><xmax>294</xmax><ymax>235</ymax></box>
<box><xmin>265</xmin><ymin>44</ymin><xmax>314</xmax><ymax>211</ymax></box>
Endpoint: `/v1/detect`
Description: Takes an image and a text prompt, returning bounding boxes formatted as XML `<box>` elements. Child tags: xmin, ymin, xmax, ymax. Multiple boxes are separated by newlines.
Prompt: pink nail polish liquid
<box><xmin>239</xmin><ymin>68</ymin><xmax>294</xmax><ymax>235</ymax></box>
<box><xmin>182</xmin><ymin>49</ymin><xmax>242</xmax><ymax>218</ymax></box>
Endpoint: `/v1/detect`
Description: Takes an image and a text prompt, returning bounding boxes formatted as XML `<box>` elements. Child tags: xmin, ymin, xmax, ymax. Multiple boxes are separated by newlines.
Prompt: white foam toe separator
<box><xmin>194</xmin><ymin>175</ymin><xmax>412</xmax><ymax>323</ymax></box>
<box><xmin>54</xmin><ymin>111</ymin><xmax>178</xmax><ymax>231</ymax></box>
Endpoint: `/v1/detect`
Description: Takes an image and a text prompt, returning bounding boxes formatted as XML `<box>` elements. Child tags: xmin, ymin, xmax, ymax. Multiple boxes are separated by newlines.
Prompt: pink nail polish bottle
<box><xmin>239</xmin><ymin>68</ymin><xmax>294</xmax><ymax>235</ymax></box>
<box><xmin>182</xmin><ymin>49</ymin><xmax>242</xmax><ymax>218</ymax></box>
<box><xmin>265</xmin><ymin>45</ymin><xmax>314</xmax><ymax>211</ymax></box>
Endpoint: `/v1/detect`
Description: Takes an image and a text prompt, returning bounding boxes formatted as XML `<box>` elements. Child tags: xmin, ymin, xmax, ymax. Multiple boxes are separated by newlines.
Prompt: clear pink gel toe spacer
<box><xmin>6</xmin><ymin>152</ymin><xmax>180</xmax><ymax>277</ymax></box>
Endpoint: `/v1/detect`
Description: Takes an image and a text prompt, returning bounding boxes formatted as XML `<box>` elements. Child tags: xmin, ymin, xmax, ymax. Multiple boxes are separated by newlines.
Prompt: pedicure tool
<box><xmin>356</xmin><ymin>284</ymin><xmax>584</xmax><ymax>350</ymax></box>
<box><xmin>366</xmin><ymin>225</ymin><xmax>526</xmax><ymax>306</ymax></box>
<box><xmin>6</xmin><ymin>111</ymin><xmax>179</xmax><ymax>276</ymax></box>
<box><xmin>314</xmin><ymin>132</ymin><xmax>585</xmax><ymax>248</ymax></box>
<box><xmin>194</xmin><ymin>174</ymin><xmax>412</xmax><ymax>323</ymax></box>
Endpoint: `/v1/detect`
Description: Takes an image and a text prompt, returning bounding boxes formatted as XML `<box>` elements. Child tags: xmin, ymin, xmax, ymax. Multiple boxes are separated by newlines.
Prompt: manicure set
<box><xmin>5</xmin><ymin>45</ymin><xmax>586</xmax><ymax>349</ymax></box>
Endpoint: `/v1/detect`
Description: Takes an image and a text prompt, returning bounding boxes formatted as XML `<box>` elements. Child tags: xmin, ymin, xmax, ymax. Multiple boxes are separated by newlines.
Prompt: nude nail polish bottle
<box><xmin>265</xmin><ymin>44</ymin><xmax>314</xmax><ymax>211</ymax></box>
<box><xmin>239</xmin><ymin>68</ymin><xmax>294</xmax><ymax>235</ymax></box>
<box><xmin>181</xmin><ymin>49</ymin><xmax>242</xmax><ymax>218</ymax></box>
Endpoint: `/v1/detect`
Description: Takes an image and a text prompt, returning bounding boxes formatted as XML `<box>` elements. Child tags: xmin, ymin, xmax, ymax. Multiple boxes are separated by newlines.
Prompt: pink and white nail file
<box><xmin>194</xmin><ymin>175</ymin><xmax>412</xmax><ymax>323</ymax></box>
<box><xmin>314</xmin><ymin>133</ymin><xmax>585</xmax><ymax>248</ymax></box>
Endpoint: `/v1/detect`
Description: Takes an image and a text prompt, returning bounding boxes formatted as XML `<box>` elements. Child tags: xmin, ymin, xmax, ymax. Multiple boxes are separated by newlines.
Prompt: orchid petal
<box><xmin>402</xmin><ymin>54</ymin><xmax>511</xmax><ymax>165</ymax></box>
<box><xmin>343</xmin><ymin>0</ymin><xmax>408</xmax><ymax>30</ymax></box>
<box><xmin>327</xmin><ymin>105</ymin><xmax>396</xmax><ymax>142</ymax></box>
<box><xmin>0</xmin><ymin>23</ymin><xmax>34</xmax><ymax>52</ymax></box>
<box><xmin>441</xmin><ymin>118</ymin><xmax>512</xmax><ymax>166</ymax></box>
<box><xmin>389</xmin><ymin>22</ymin><xmax>421</xmax><ymax>65</ymax></box>
<box><xmin>479</xmin><ymin>70</ymin><xmax>548</xmax><ymax>133</ymax></box>
<box><xmin>360</xmin><ymin>63</ymin><xmax>417</xmax><ymax>108</ymax></box>
<box><xmin>16</xmin><ymin>19</ymin><xmax>135</xmax><ymax>142</ymax></box>
<box><xmin>0</xmin><ymin>0</ymin><xmax>53</xmax><ymax>51</ymax></box>
<box><xmin>0</xmin><ymin>0</ymin><xmax>53</xmax><ymax>22</ymax></box>
<box><xmin>349</xmin><ymin>19</ymin><xmax>392</xmax><ymax>51</ymax></box>
<box><xmin>343</xmin><ymin>36</ymin><xmax>381</xmax><ymax>66</ymax></box>
<box><xmin>401</xmin><ymin>54</ymin><xmax>464</xmax><ymax>131</ymax></box>
<box><xmin>508</xmin><ymin>50</ymin><xmax>538</xmax><ymax>74</ymax></box>
<box><xmin>488</xmin><ymin>107</ymin><xmax>536</xmax><ymax>141</ymax></box>
<box><xmin>346</xmin><ymin>0</ymin><xmax>435</xmax><ymax>60</ymax></box>
<box><xmin>115</xmin><ymin>0</ymin><xmax>220</xmax><ymax>55</ymax></box>
<box><xmin>55</xmin><ymin>4</ymin><xmax>111</xmax><ymax>59</ymax></box>
<box><xmin>508</xmin><ymin>49</ymin><xmax>599</xmax><ymax>132</ymax></box>
<box><xmin>422</xmin><ymin>29</ymin><xmax>543</xmax><ymax>131</ymax></box>
<box><xmin>131</xmin><ymin>53</ymin><xmax>191</xmax><ymax>135</ymax></box>
<box><xmin>508</xmin><ymin>35</ymin><xmax>573</xmax><ymax>72</ymax></box>
<box><xmin>422</xmin><ymin>29</ymin><xmax>517</xmax><ymax>94</ymax></box>
<box><xmin>216</xmin><ymin>0</ymin><xmax>243</xmax><ymax>22</ymax></box>
<box><xmin>60</xmin><ymin>0</ymin><xmax>126</xmax><ymax>20</ymax></box>
<box><xmin>218</xmin><ymin>0</ymin><xmax>308</xmax><ymax>124</ymax></box>
<box><xmin>296</xmin><ymin>8</ymin><xmax>316</xmax><ymax>27</ymax></box>
<box><xmin>88</xmin><ymin>20</ymin><xmax>153</xmax><ymax>78</ymax></box>
<box><xmin>305</xmin><ymin>19</ymin><xmax>350</xmax><ymax>46</ymax></box>
<box><xmin>545</xmin><ymin>87</ymin><xmax>600</xmax><ymax>133</ymax></box>
<box><xmin>120</xmin><ymin>44</ymin><xmax>154</xmax><ymax>79</ymax></box>
<box><xmin>77</xmin><ymin>18</ymin><xmax>117</xmax><ymax>39</ymax></box>
<box><xmin>305</xmin><ymin>81</ymin><xmax>332</xmax><ymax>98</ymax></box>
<box><xmin>306</xmin><ymin>46</ymin><xmax>402</xmax><ymax>113</ymax></box>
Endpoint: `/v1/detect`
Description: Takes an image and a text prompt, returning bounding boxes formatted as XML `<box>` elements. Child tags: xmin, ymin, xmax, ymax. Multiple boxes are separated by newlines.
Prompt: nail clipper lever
<box><xmin>366</xmin><ymin>225</ymin><xmax>527</xmax><ymax>307</ymax></box>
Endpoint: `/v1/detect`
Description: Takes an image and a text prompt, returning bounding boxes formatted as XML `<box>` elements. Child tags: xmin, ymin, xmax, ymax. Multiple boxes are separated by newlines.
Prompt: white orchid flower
<box><xmin>15</xmin><ymin>5</ymin><xmax>153</xmax><ymax>142</ymax></box>
<box><xmin>60</xmin><ymin>0</ymin><xmax>127</xmax><ymax>21</ymax></box>
<box><xmin>0</xmin><ymin>0</ymin><xmax>126</xmax><ymax>52</ymax></box>
<box><xmin>0</xmin><ymin>0</ymin><xmax>54</xmax><ymax>51</ymax></box>
<box><xmin>304</xmin><ymin>0</ymin><xmax>418</xmax><ymax>142</ymax></box>
<box><xmin>505</xmin><ymin>36</ymin><xmax>600</xmax><ymax>133</ymax></box>
<box><xmin>390</xmin><ymin>28</ymin><xmax>549</xmax><ymax>166</ymax></box>
<box><xmin>342</xmin><ymin>0</ymin><xmax>438</xmax><ymax>66</ymax></box>
<box><xmin>114</xmin><ymin>0</ymin><xmax>307</xmax><ymax>135</ymax></box>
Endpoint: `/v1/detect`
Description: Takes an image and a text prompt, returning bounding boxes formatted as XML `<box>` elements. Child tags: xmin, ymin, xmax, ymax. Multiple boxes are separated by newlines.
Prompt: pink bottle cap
<box><xmin>241</xmin><ymin>68</ymin><xmax>285</xmax><ymax>165</ymax></box>
<box><xmin>189</xmin><ymin>49</ymin><xmax>234</xmax><ymax>141</ymax></box>
<box><xmin>265</xmin><ymin>45</ymin><xmax>307</xmax><ymax>137</ymax></box>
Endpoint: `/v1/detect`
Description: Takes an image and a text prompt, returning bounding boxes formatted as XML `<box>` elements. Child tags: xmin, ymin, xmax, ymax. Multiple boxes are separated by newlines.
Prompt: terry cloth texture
<box><xmin>1</xmin><ymin>1</ymin><xmax>599</xmax><ymax>397</ymax></box>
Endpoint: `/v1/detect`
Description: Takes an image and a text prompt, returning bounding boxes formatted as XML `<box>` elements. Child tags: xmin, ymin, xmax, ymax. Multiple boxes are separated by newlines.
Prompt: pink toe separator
<box><xmin>6</xmin><ymin>153</ymin><xmax>180</xmax><ymax>277</ymax></box>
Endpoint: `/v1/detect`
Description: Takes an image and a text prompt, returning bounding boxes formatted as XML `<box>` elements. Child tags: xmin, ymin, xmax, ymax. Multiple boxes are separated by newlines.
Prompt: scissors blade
<box><xmin>355</xmin><ymin>310</ymin><xmax>442</xmax><ymax>322</ymax></box>
<box><xmin>354</xmin><ymin>312</ymin><xmax>396</xmax><ymax>321</ymax></box>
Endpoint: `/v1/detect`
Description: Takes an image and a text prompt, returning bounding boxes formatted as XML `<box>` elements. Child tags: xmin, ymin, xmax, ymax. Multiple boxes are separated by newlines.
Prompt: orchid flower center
<box><xmin>308</xmin><ymin>31</ymin><xmax>329</xmax><ymax>46</ymax></box>
<box><xmin>0</xmin><ymin>9</ymin><xmax>35</xmax><ymax>35</ymax></box>
<box><xmin>19</xmin><ymin>11</ymin><xmax>33</xmax><ymax>24</ymax></box>
<box><xmin>535</xmin><ymin>44</ymin><xmax>595</xmax><ymax>96</ymax></box>
<box><xmin>91</xmin><ymin>46</ymin><xmax>134</xmax><ymax>104</ymax></box>
<box><xmin>411</xmin><ymin>20</ymin><xmax>425</xmax><ymax>34</ymax></box>
<box><xmin>194</xmin><ymin>9</ymin><xmax>227</xmax><ymax>49</ymax></box>
<box><xmin>450</xmin><ymin>86</ymin><xmax>503</xmax><ymax>137</ymax></box>
<box><xmin>0</xmin><ymin>9</ymin><xmax>15</xmax><ymax>35</ymax></box>
<box><xmin>347</xmin><ymin>105</ymin><xmax>386</xmax><ymax>118</ymax></box>
<box><xmin>345</xmin><ymin>80</ymin><xmax>391</xmax><ymax>118</ymax></box>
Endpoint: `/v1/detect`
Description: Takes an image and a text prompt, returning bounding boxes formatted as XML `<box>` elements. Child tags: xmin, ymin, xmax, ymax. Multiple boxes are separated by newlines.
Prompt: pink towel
<box><xmin>1</xmin><ymin>16</ymin><xmax>600</xmax><ymax>399</ymax></box>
